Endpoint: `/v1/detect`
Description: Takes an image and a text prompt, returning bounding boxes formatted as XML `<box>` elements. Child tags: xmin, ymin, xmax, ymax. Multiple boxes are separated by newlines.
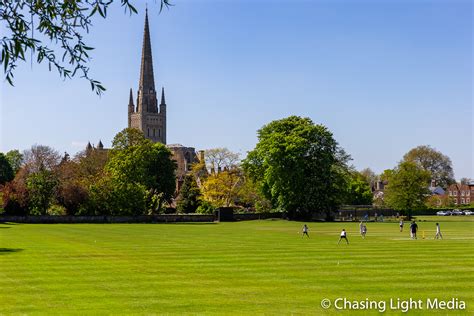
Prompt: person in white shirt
<box><xmin>302</xmin><ymin>224</ymin><xmax>309</xmax><ymax>238</ymax></box>
<box><xmin>435</xmin><ymin>223</ymin><xmax>443</xmax><ymax>239</ymax></box>
<box><xmin>338</xmin><ymin>229</ymin><xmax>349</xmax><ymax>244</ymax></box>
<box><xmin>399</xmin><ymin>219</ymin><xmax>404</xmax><ymax>232</ymax></box>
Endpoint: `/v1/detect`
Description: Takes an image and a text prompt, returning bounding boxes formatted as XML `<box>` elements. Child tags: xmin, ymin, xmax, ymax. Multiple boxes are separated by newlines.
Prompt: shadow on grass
<box><xmin>0</xmin><ymin>227</ymin><xmax>11</xmax><ymax>229</ymax></box>
<box><xmin>0</xmin><ymin>222</ymin><xmax>20</xmax><ymax>225</ymax></box>
<box><xmin>0</xmin><ymin>248</ymin><xmax>24</xmax><ymax>255</ymax></box>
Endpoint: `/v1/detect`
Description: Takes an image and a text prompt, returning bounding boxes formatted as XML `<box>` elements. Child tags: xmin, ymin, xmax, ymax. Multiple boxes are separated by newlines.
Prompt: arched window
<box><xmin>153</xmin><ymin>129</ymin><xmax>155</xmax><ymax>137</ymax></box>
<box><xmin>147</xmin><ymin>128</ymin><xmax>150</xmax><ymax>137</ymax></box>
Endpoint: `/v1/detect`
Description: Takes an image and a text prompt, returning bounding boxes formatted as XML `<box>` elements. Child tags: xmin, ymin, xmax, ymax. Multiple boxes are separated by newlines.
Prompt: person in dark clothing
<box><xmin>302</xmin><ymin>224</ymin><xmax>310</xmax><ymax>238</ymax></box>
<box><xmin>410</xmin><ymin>221</ymin><xmax>418</xmax><ymax>239</ymax></box>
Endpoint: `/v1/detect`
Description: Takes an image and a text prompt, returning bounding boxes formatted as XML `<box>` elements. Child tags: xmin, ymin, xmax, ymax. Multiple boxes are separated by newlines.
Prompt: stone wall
<box><xmin>0</xmin><ymin>214</ymin><xmax>215</xmax><ymax>224</ymax></box>
<box><xmin>0</xmin><ymin>213</ymin><xmax>286</xmax><ymax>224</ymax></box>
<box><xmin>233</xmin><ymin>212</ymin><xmax>284</xmax><ymax>221</ymax></box>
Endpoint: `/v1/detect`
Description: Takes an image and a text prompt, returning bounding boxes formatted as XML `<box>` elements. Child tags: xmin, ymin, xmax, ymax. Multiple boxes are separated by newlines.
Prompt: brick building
<box><xmin>446</xmin><ymin>183</ymin><xmax>474</xmax><ymax>205</ymax></box>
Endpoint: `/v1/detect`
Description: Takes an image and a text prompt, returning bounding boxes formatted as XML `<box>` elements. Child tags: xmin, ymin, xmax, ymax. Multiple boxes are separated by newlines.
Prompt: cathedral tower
<box><xmin>128</xmin><ymin>9</ymin><xmax>166</xmax><ymax>144</ymax></box>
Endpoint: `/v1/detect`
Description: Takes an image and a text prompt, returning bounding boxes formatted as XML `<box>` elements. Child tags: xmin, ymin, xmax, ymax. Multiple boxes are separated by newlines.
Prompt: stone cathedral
<box><xmin>128</xmin><ymin>10</ymin><xmax>202</xmax><ymax>188</ymax></box>
<box><xmin>128</xmin><ymin>9</ymin><xmax>166</xmax><ymax>144</ymax></box>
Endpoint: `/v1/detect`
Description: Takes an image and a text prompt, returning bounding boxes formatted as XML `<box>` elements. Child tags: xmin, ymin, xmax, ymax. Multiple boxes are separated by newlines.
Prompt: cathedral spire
<box><xmin>138</xmin><ymin>8</ymin><xmax>155</xmax><ymax>93</ymax></box>
<box><xmin>160</xmin><ymin>87</ymin><xmax>166</xmax><ymax>105</ymax></box>
<box><xmin>129</xmin><ymin>88</ymin><xmax>134</xmax><ymax>105</ymax></box>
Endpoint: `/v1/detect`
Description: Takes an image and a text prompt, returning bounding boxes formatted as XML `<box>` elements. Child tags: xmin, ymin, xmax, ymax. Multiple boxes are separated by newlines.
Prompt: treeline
<box><xmin>3</xmin><ymin>116</ymin><xmax>459</xmax><ymax>220</ymax></box>
<box><xmin>0</xmin><ymin>120</ymin><xmax>375</xmax><ymax>219</ymax></box>
<box><xmin>0</xmin><ymin>129</ymin><xmax>176</xmax><ymax>216</ymax></box>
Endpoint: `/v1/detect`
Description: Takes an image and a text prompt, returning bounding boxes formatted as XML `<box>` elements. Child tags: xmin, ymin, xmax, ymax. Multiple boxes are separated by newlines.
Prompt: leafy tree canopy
<box><xmin>402</xmin><ymin>145</ymin><xmax>455</xmax><ymax>188</ymax></box>
<box><xmin>345</xmin><ymin>171</ymin><xmax>373</xmax><ymax>205</ymax></box>
<box><xmin>1</xmin><ymin>0</ymin><xmax>171</xmax><ymax>94</ymax></box>
<box><xmin>201</xmin><ymin>168</ymin><xmax>244</xmax><ymax>208</ymax></box>
<box><xmin>111</xmin><ymin>128</ymin><xmax>149</xmax><ymax>150</ymax></box>
<box><xmin>0</xmin><ymin>152</ymin><xmax>14</xmax><ymax>184</ymax></box>
<box><xmin>384</xmin><ymin>161</ymin><xmax>431</xmax><ymax>217</ymax></box>
<box><xmin>26</xmin><ymin>169</ymin><xmax>58</xmax><ymax>215</ymax></box>
<box><xmin>242</xmin><ymin>116</ymin><xmax>350</xmax><ymax>219</ymax></box>
<box><xmin>106</xmin><ymin>138</ymin><xmax>176</xmax><ymax>210</ymax></box>
<box><xmin>5</xmin><ymin>149</ymin><xmax>23</xmax><ymax>174</ymax></box>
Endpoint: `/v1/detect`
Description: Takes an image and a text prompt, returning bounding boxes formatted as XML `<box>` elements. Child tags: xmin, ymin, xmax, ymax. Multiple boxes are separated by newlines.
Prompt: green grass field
<box><xmin>1</xmin><ymin>218</ymin><xmax>473</xmax><ymax>315</ymax></box>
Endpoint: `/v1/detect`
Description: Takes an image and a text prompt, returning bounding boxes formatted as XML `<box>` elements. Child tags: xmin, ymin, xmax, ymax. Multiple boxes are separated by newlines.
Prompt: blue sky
<box><xmin>1</xmin><ymin>0</ymin><xmax>472</xmax><ymax>179</ymax></box>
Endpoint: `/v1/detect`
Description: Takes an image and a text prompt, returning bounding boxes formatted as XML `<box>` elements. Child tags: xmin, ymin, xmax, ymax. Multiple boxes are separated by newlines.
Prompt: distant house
<box><xmin>446</xmin><ymin>182</ymin><xmax>474</xmax><ymax>205</ymax></box>
<box><xmin>428</xmin><ymin>180</ymin><xmax>445</xmax><ymax>196</ymax></box>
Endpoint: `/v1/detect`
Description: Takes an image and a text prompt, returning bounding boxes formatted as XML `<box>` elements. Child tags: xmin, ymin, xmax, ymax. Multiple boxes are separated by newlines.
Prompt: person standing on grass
<box><xmin>302</xmin><ymin>224</ymin><xmax>310</xmax><ymax>238</ymax></box>
<box><xmin>410</xmin><ymin>220</ymin><xmax>418</xmax><ymax>239</ymax></box>
<box><xmin>338</xmin><ymin>229</ymin><xmax>349</xmax><ymax>244</ymax></box>
<box><xmin>435</xmin><ymin>223</ymin><xmax>443</xmax><ymax>239</ymax></box>
<box><xmin>361</xmin><ymin>223</ymin><xmax>367</xmax><ymax>239</ymax></box>
<box><xmin>399</xmin><ymin>219</ymin><xmax>404</xmax><ymax>232</ymax></box>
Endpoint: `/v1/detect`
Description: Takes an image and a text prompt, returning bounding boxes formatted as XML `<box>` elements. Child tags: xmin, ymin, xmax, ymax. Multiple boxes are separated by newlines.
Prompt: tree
<box><xmin>242</xmin><ymin>116</ymin><xmax>350</xmax><ymax>219</ymax></box>
<box><xmin>425</xmin><ymin>195</ymin><xmax>454</xmax><ymax>208</ymax></box>
<box><xmin>75</xmin><ymin>149</ymin><xmax>109</xmax><ymax>182</ymax></box>
<box><xmin>23</xmin><ymin>145</ymin><xmax>61</xmax><ymax>173</ymax></box>
<box><xmin>26</xmin><ymin>169</ymin><xmax>58</xmax><ymax>215</ymax></box>
<box><xmin>359</xmin><ymin>168</ymin><xmax>376</xmax><ymax>188</ymax></box>
<box><xmin>237</xmin><ymin>176</ymin><xmax>272</xmax><ymax>212</ymax></box>
<box><xmin>384</xmin><ymin>161</ymin><xmax>431</xmax><ymax>218</ymax></box>
<box><xmin>5</xmin><ymin>150</ymin><xmax>23</xmax><ymax>174</ymax></box>
<box><xmin>205</xmin><ymin>148</ymin><xmax>240</xmax><ymax>174</ymax></box>
<box><xmin>402</xmin><ymin>145</ymin><xmax>455</xmax><ymax>188</ymax></box>
<box><xmin>201</xmin><ymin>168</ymin><xmax>244</xmax><ymax>207</ymax></box>
<box><xmin>111</xmin><ymin>128</ymin><xmax>149</xmax><ymax>150</ymax></box>
<box><xmin>106</xmin><ymin>134</ymin><xmax>176</xmax><ymax>213</ymax></box>
<box><xmin>56</xmin><ymin>160</ymin><xmax>88</xmax><ymax>215</ymax></box>
<box><xmin>0</xmin><ymin>153</ymin><xmax>14</xmax><ymax>184</ymax></box>
<box><xmin>345</xmin><ymin>172</ymin><xmax>373</xmax><ymax>205</ymax></box>
<box><xmin>1</xmin><ymin>1</ymin><xmax>171</xmax><ymax>94</ymax></box>
<box><xmin>176</xmin><ymin>174</ymin><xmax>202</xmax><ymax>213</ymax></box>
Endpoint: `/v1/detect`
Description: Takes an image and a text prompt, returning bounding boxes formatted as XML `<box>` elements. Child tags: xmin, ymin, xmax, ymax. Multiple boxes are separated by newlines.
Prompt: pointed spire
<box><xmin>86</xmin><ymin>142</ymin><xmax>92</xmax><ymax>151</ymax></box>
<box><xmin>98</xmin><ymin>140</ymin><xmax>104</xmax><ymax>150</ymax></box>
<box><xmin>138</xmin><ymin>8</ymin><xmax>155</xmax><ymax>93</ymax></box>
<box><xmin>129</xmin><ymin>88</ymin><xmax>134</xmax><ymax>105</ymax></box>
<box><xmin>160</xmin><ymin>87</ymin><xmax>166</xmax><ymax>105</ymax></box>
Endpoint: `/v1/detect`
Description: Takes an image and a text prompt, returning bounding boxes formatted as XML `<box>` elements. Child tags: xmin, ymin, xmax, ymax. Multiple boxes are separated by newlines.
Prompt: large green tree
<box><xmin>1</xmin><ymin>1</ymin><xmax>171</xmax><ymax>94</ymax></box>
<box><xmin>384</xmin><ymin>161</ymin><xmax>431</xmax><ymax>218</ymax></box>
<box><xmin>5</xmin><ymin>150</ymin><xmax>23</xmax><ymax>174</ymax></box>
<box><xmin>107</xmin><ymin>129</ymin><xmax>176</xmax><ymax>213</ymax></box>
<box><xmin>0</xmin><ymin>153</ymin><xmax>14</xmax><ymax>184</ymax></box>
<box><xmin>345</xmin><ymin>171</ymin><xmax>373</xmax><ymax>205</ymax></box>
<box><xmin>26</xmin><ymin>169</ymin><xmax>58</xmax><ymax>215</ymax></box>
<box><xmin>242</xmin><ymin>116</ymin><xmax>350</xmax><ymax>220</ymax></box>
<box><xmin>402</xmin><ymin>145</ymin><xmax>455</xmax><ymax>188</ymax></box>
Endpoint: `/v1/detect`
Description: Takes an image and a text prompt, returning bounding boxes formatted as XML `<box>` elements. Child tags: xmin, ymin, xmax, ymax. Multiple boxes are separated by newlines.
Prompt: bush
<box><xmin>196</xmin><ymin>200</ymin><xmax>215</xmax><ymax>214</ymax></box>
<box><xmin>87</xmin><ymin>176</ymin><xmax>148</xmax><ymax>216</ymax></box>
<box><xmin>47</xmin><ymin>204</ymin><xmax>66</xmax><ymax>215</ymax></box>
